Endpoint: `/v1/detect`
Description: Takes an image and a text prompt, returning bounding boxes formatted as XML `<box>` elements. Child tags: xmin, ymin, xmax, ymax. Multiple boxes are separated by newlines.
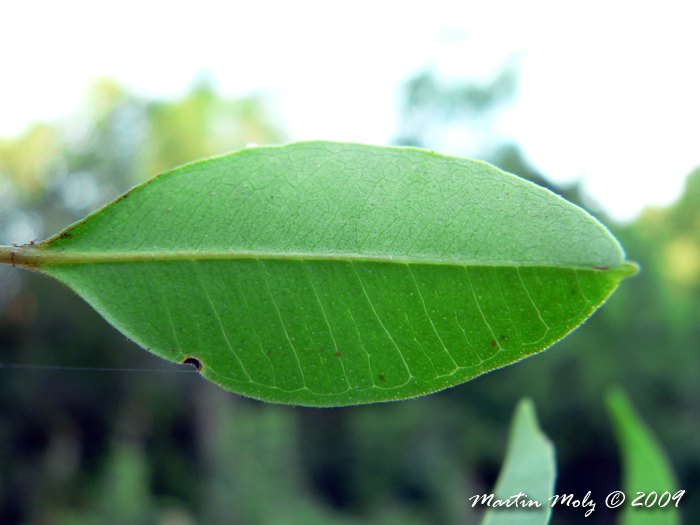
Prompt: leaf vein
<box><xmin>191</xmin><ymin>261</ymin><xmax>253</xmax><ymax>382</ymax></box>
<box><xmin>258</xmin><ymin>260</ymin><xmax>308</xmax><ymax>390</ymax></box>
<box><xmin>350</xmin><ymin>262</ymin><xmax>413</xmax><ymax>387</ymax></box>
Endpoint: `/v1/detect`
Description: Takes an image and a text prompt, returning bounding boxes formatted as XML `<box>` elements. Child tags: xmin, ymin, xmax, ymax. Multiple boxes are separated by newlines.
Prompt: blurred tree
<box><xmin>142</xmin><ymin>81</ymin><xmax>283</xmax><ymax>179</ymax></box>
<box><xmin>390</xmin><ymin>60</ymin><xmax>700</xmax><ymax>524</ymax></box>
<box><xmin>0</xmin><ymin>123</ymin><xmax>62</xmax><ymax>196</ymax></box>
<box><xmin>0</xmin><ymin>77</ymin><xmax>285</xmax><ymax>247</ymax></box>
<box><xmin>392</xmin><ymin>57</ymin><xmax>519</xmax><ymax>153</ymax></box>
<box><xmin>0</xmin><ymin>79</ymin><xmax>287</xmax><ymax>525</ymax></box>
<box><xmin>1</xmin><ymin>64</ymin><xmax>699</xmax><ymax>525</ymax></box>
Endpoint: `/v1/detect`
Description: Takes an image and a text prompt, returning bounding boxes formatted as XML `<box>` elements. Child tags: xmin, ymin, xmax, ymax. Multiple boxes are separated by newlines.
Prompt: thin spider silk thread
<box><xmin>0</xmin><ymin>363</ymin><xmax>198</xmax><ymax>373</ymax></box>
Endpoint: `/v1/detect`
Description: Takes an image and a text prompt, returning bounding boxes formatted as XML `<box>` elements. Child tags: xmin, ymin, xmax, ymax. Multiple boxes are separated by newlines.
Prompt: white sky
<box><xmin>2</xmin><ymin>1</ymin><xmax>699</xmax><ymax>222</ymax></box>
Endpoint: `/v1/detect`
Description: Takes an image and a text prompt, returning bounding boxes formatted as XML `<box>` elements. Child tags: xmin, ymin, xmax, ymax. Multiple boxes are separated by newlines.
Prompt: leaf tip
<box><xmin>613</xmin><ymin>261</ymin><xmax>640</xmax><ymax>280</ymax></box>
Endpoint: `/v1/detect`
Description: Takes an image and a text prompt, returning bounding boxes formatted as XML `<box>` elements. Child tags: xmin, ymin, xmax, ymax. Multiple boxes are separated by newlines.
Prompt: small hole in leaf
<box><xmin>183</xmin><ymin>357</ymin><xmax>202</xmax><ymax>371</ymax></box>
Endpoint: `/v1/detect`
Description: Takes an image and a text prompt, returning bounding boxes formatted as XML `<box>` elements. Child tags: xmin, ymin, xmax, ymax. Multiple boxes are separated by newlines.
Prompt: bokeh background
<box><xmin>1</xmin><ymin>2</ymin><xmax>699</xmax><ymax>524</ymax></box>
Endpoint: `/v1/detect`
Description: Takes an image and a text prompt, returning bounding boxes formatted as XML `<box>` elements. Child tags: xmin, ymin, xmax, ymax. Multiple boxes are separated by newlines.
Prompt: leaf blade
<box><xmin>481</xmin><ymin>398</ymin><xmax>556</xmax><ymax>525</ymax></box>
<box><xmin>38</xmin><ymin>142</ymin><xmax>626</xmax><ymax>266</ymax></box>
<box><xmin>3</xmin><ymin>142</ymin><xmax>636</xmax><ymax>406</ymax></box>
<box><xmin>40</xmin><ymin>261</ymin><xmax>630</xmax><ymax>407</ymax></box>
<box><xmin>606</xmin><ymin>387</ymin><xmax>681</xmax><ymax>525</ymax></box>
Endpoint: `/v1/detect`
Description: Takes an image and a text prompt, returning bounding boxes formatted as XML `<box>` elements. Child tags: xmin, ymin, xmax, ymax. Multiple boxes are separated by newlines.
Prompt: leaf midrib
<box><xmin>1</xmin><ymin>245</ymin><xmax>637</xmax><ymax>275</ymax></box>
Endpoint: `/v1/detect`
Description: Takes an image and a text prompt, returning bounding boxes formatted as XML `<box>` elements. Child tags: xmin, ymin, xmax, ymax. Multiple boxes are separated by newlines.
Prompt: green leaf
<box><xmin>481</xmin><ymin>399</ymin><xmax>556</xmax><ymax>525</ymax></box>
<box><xmin>606</xmin><ymin>387</ymin><xmax>681</xmax><ymax>525</ymax></box>
<box><xmin>0</xmin><ymin>141</ymin><xmax>636</xmax><ymax>406</ymax></box>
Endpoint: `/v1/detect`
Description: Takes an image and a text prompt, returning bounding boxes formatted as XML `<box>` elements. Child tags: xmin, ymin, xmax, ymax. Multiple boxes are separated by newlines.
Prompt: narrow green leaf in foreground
<box><xmin>606</xmin><ymin>387</ymin><xmax>681</xmax><ymax>525</ymax></box>
<box><xmin>481</xmin><ymin>399</ymin><xmax>556</xmax><ymax>525</ymax></box>
<box><xmin>0</xmin><ymin>142</ymin><xmax>636</xmax><ymax>406</ymax></box>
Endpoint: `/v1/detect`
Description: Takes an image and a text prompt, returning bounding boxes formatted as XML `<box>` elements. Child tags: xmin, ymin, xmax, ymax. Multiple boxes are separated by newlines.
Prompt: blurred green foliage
<box><xmin>607</xmin><ymin>387</ymin><xmax>680</xmax><ymax>525</ymax></box>
<box><xmin>481</xmin><ymin>399</ymin><xmax>555</xmax><ymax>525</ymax></box>
<box><xmin>1</xmin><ymin>72</ymin><xmax>698</xmax><ymax>525</ymax></box>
